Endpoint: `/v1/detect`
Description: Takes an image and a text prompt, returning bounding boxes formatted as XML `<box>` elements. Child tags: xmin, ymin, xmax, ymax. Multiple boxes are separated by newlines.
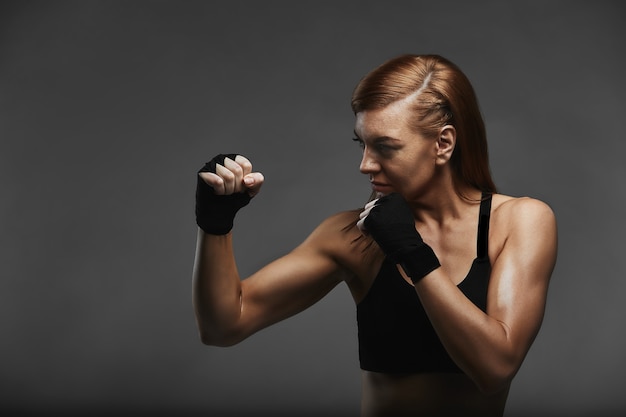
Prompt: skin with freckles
<box><xmin>354</xmin><ymin>93</ymin><xmax>451</xmax><ymax>204</ymax></box>
<box><xmin>192</xmin><ymin>61</ymin><xmax>557</xmax><ymax>416</ymax></box>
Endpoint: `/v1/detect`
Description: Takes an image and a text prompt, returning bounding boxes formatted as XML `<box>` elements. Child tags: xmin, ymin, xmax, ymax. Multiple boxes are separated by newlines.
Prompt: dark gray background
<box><xmin>1</xmin><ymin>1</ymin><xmax>624</xmax><ymax>416</ymax></box>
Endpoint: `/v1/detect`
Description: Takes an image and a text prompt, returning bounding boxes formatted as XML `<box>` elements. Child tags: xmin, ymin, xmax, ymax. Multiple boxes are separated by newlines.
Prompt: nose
<box><xmin>359</xmin><ymin>147</ymin><xmax>380</xmax><ymax>175</ymax></box>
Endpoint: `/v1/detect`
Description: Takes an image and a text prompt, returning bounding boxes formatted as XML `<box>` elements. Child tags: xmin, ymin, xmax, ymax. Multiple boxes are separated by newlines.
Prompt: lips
<box><xmin>370</xmin><ymin>181</ymin><xmax>392</xmax><ymax>193</ymax></box>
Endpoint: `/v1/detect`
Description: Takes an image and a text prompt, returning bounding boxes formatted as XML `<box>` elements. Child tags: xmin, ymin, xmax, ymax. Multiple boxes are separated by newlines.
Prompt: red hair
<box><xmin>352</xmin><ymin>54</ymin><xmax>497</xmax><ymax>197</ymax></box>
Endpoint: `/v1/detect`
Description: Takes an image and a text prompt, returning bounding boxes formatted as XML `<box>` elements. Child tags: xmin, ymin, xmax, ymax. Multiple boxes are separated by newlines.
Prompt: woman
<box><xmin>192</xmin><ymin>54</ymin><xmax>558</xmax><ymax>416</ymax></box>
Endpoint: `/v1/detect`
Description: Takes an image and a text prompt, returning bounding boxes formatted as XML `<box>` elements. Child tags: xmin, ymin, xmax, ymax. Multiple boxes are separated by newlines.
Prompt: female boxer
<box><xmin>192</xmin><ymin>54</ymin><xmax>558</xmax><ymax>416</ymax></box>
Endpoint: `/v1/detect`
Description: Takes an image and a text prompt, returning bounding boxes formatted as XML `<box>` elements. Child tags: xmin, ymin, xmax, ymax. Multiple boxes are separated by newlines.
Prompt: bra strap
<box><xmin>477</xmin><ymin>192</ymin><xmax>492</xmax><ymax>259</ymax></box>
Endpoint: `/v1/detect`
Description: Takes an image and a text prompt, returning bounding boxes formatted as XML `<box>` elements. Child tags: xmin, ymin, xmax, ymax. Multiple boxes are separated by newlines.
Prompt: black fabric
<box><xmin>357</xmin><ymin>193</ymin><xmax>492</xmax><ymax>374</ymax></box>
<box><xmin>399</xmin><ymin>244</ymin><xmax>442</xmax><ymax>284</ymax></box>
<box><xmin>195</xmin><ymin>154</ymin><xmax>251</xmax><ymax>235</ymax></box>
<box><xmin>364</xmin><ymin>193</ymin><xmax>440</xmax><ymax>281</ymax></box>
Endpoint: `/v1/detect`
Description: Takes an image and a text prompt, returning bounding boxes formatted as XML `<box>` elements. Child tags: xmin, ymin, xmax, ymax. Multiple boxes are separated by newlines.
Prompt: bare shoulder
<box><xmin>302</xmin><ymin>209</ymin><xmax>359</xmax><ymax>239</ymax></box>
<box><xmin>489</xmin><ymin>194</ymin><xmax>558</xmax><ymax>263</ymax></box>
<box><xmin>299</xmin><ymin>208</ymin><xmax>382</xmax><ymax>292</ymax></box>
<box><xmin>301</xmin><ymin>209</ymin><xmax>369</xmax><ymax>255</ymax></box>
<box><xmin>491</xmin><ymin>194</ymin><xmax>557</xmax><ymax>231</ymax></box>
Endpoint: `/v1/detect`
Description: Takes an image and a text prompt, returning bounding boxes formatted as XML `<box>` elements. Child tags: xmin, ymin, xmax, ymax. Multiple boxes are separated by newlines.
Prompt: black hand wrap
<box><xmin>364</xmin><ymin>193</ymin><xmax>440</xmax><ymax>283</ymax></box>
<box><xmin>195</xmin><ymin>154</ymin><xmax>251</xmax><ymax>235</ymax></box>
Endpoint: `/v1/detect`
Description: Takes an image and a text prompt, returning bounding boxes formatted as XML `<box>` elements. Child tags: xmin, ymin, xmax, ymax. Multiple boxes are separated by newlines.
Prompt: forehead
<box><xmin>354</xmin><ymin>96</ymin><xmax>414</xmax><ymax>139</ymax></box>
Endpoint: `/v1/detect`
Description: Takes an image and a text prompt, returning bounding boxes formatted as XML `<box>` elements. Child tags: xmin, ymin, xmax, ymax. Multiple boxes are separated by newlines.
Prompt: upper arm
<box><xmin>487</xmin><ymin>198</ymin><xmax>558</xmax><ymax>362</ymax></box>
<box><xmin>233</xmin><ymin>213</ymin><xmax>354</xmax><ymax>342</ymax></box>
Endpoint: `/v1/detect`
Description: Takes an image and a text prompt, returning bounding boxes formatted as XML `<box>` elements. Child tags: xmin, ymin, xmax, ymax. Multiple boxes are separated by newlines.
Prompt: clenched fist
<box><xmin>195</xmin><ymin>154</ymin><xmax>264</xmax><ymax>235</ymax></box>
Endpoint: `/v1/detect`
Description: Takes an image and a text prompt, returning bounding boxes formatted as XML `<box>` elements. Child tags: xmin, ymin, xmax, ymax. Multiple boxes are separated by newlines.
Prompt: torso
<box><xmin>361</xmin><ymin>371</ymin><xmax>509</xmax><ymax>417</ymax></box>
<box><xmin>338</xmin><ymin>193</ymin><xmax>515</xmax><ymax>301</ymax></box>
<box><xmin>328</xmin><ymin>192</ymin><xmax>516</xmax><ymax>416</ymax></box>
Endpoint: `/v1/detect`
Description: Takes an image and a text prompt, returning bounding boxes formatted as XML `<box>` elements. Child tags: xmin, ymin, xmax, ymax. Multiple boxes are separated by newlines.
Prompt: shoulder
<box><xmin>299</xmin><ymin>208</ymin><xmax>383</xmax><ymax>284</ymax></box>
<box><xmin>491</xmin><ymin>194</ymin><xmax>557</xmax><ymax>232</ymax></box>
<box><xmin>302</xmin><ymin>209</ymin><xmax>367</xmax><ymax>251</ymax></box>
<box><xmin>319</xmin><ymin>209</ymin><xmax>362</xmax><ymax>230</ymax></box>
<box><xmin>489</xmin><ymin>194</ymin><xmax>558</xmax><ymax>262</ymax></box>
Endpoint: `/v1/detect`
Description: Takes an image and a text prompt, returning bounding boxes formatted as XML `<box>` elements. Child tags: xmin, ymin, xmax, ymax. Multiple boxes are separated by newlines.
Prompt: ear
<box><xmin>435</xmin><ymin>125</ymin><xmax>456</xmax><ymax>165</ymax></box>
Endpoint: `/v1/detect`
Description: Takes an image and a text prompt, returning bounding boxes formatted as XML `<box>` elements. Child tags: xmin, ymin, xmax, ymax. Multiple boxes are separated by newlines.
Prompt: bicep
<box><xmin>487</xmin><ymin>199</ymin><xmax>558</xmax><ymax>358</ymax></box>
<box><xmin>237</xmin><ymin>237</ymin><xmax>346</xmax><ymax>339</ymax></box>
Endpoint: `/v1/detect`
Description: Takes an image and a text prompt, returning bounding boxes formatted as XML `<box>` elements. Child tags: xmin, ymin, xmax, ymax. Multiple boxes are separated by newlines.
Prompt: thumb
<box><xmin>243</xmin><ymin>172</ymin><xmax>264</xmax><ymax>197</ymax></box>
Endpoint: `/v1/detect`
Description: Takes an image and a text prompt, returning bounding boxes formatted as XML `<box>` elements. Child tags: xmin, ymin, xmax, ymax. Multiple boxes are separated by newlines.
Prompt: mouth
<box><xmin>370</xmin><ymin>181</ymin><xmax>393</xmax><ymax>194</ymax></box>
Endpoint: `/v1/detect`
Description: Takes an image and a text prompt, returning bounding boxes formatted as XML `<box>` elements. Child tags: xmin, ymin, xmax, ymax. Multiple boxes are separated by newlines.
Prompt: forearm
<box><xmin>414</xmin><ymin>271</ymin><xmax>520</xmax><ymax>393</ymax></box>
<box><xmin>192</xmin><ymin>229</ymin><xmax>244</xmax><ymax>346</ymax></box>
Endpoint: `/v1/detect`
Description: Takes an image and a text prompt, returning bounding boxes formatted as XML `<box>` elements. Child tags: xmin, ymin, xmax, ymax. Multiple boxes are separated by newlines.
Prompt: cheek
<box><xmin>394</xmin><ymin>159</ymin><xmax>433</xmax><ymax>188</ymax></box>
<box><xmin>386</xmin><ymin>164</ymin><xmax>417</xmax><ymax>190</ymax></box>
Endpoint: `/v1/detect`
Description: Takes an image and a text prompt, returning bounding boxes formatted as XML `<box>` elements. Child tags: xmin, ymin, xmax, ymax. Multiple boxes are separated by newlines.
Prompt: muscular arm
<box><xmin>192</xmin><ymin>214</ymin><xmax>350</xmax><ymax>347</ymax></box>
<box><xmin>413</xmin><ymin>198</ymin><xmax>558</xmax><ymax>393</ymax></box>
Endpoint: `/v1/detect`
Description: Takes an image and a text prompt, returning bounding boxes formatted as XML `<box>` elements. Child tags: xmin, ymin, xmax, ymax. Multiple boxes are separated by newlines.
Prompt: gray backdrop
<box><xmin>1</xmin><ymin>1</ymin><xmax>625</xmax><ymax>416</ymax></box>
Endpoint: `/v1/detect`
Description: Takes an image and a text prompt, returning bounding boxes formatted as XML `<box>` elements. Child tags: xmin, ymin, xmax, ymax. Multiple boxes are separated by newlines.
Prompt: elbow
<box><xmin>473</xmin><ymin>362</ymin><xmax>518</xmax><ymax>395</ymax></box>
<box><xmin>194</xmin><ymin>307</ymin><xmax>246</xmax><ymax>347</ymax></box>
<box><xmin>198</xmin><ymin>332</ymin><xmax>239</xmax><ymax>347</ymax></box>
<box><xmin>198</xmin><ymin>332</ymin><xmax>226</xmax><ymax>347</ymax></box>
<box><xmin>197</xmin><ymin>326</ymin><xmax>244</xmax><ymax>347</ymax></box>
<box><xmin>475</xmin><ymin>374</ymin><xmax>514</xmax><ymax>396</ymax></box>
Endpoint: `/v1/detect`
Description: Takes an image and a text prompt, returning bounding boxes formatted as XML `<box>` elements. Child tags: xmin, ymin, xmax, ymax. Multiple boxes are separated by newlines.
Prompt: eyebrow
<box><xmin>353</xmin><ymin>131</ymin><xmax>401</xmax><ymax>143</ymax></box>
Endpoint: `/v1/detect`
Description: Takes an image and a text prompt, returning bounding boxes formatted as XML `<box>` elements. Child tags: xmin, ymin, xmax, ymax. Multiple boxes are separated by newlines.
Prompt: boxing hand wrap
<box><xmin>195</xmin><ymin>154</ymin><xmax>251</xmax><ymax>235</ymax></box>
<box><xmin>363</xmin><ymin>193</ymin><xmax>440</xmax><ymax>283</ymax></box>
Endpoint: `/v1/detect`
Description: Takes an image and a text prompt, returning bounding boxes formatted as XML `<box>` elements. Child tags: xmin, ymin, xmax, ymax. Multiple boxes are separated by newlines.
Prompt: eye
<box><xmin>374</xmin><ymin>142</ymin><xmax>399</xmax><ymax>157</ymax></box>
<box><xmin>352</xmin><ymin>137</ymin><xmax>365</xmax><ymax>149</ymax></box>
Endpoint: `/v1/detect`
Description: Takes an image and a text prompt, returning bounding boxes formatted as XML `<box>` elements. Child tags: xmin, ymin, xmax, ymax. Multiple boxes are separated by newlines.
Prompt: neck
<box><xmin>407</xmin><ymin>183</ymin><xmax>481</xmax><ymax>225</ymax></box>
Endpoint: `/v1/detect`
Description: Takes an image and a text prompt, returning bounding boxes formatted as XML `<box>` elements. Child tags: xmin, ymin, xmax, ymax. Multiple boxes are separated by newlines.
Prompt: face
<box><xmin>353</xmin><ymin>96</ymin><xmax>442</xmax><ymax>201</ymax></box>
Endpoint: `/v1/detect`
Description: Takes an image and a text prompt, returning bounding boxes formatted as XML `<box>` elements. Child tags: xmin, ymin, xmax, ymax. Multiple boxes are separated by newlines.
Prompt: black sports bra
<box><xmin>357</xmin><ymin>193</ymin><xmax>492</xmax><ymax>374</ymax></box>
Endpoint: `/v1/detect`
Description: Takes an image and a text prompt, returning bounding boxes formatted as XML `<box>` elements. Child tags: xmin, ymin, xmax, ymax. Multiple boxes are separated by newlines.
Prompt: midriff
<box><xmin>360</xmin><ymin>371</ymin><xmax>510</xmax><ymax>417</ymax></box>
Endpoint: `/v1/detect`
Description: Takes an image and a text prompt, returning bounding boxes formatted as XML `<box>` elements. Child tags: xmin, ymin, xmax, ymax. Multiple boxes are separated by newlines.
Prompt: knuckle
<box><xmin>224</xmin><ymin>158</ymin><xmax>244</xmax><ymax>176</ymax></box>
<box><xmin>231</xmin><ymin>164</ymin><xmax>243</xmax><ymax>176</ymax></box>
<box><xmin>221</xmin><ymin>170</ymin><xmax>235</xmax><ymax>181</ymax></box>
<box><xmin>240</xmin><ymin>160</ymin><xmax>252</xmax><ymax>172</ymax></box>
<box><xmin>235</xmin><ymin>155</ymin><xmax>252</xmax><ymax>168</ymax></box>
